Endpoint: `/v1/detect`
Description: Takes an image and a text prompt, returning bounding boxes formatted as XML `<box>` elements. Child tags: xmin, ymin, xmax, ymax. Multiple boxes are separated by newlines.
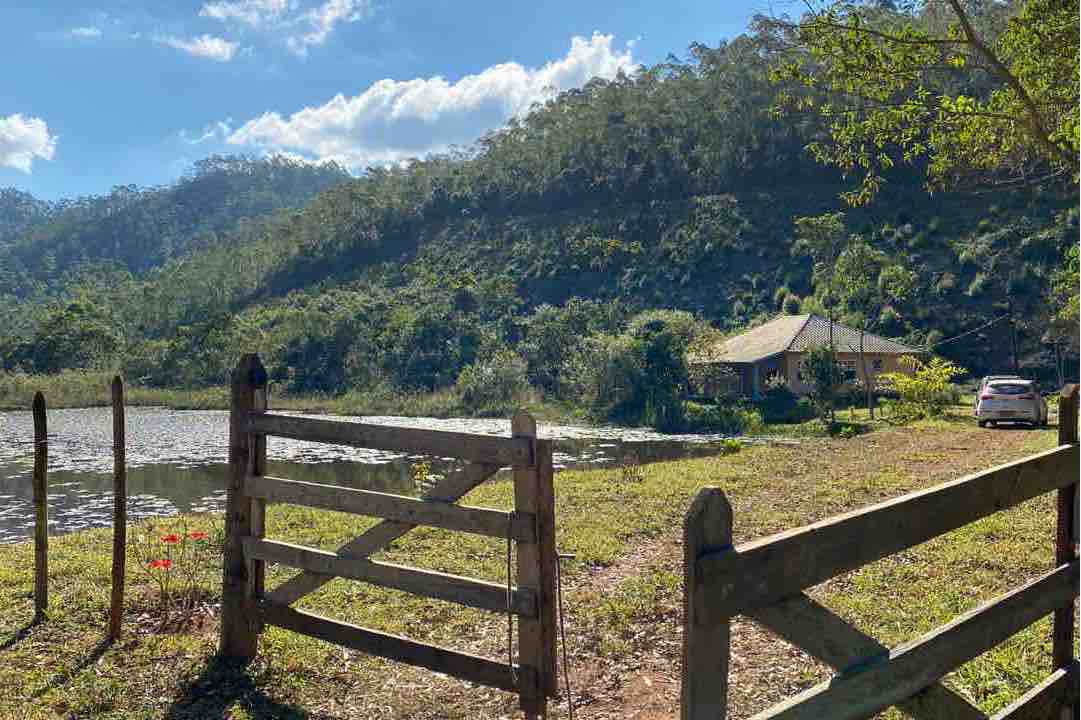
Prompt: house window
<box><xmin>837</xmin><ymin>359</ymin><xmax>858</xmax><ymax>382</ymax></box>
<box><xmin>872</xmin><ymin>358</ymin><xmax>883</xmax><ymax>372</ymax></box>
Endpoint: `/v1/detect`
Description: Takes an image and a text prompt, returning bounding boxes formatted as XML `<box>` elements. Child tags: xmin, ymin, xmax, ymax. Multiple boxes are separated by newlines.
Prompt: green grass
<box><xmin>0</xmin><ymin>417</ymin><xmax>1069</xmax><ymax>718</ymax></box>
<box><xmin>0</xmin><ymin>370</ymin><xmax>581</xmax><ymax>422</ymax></box>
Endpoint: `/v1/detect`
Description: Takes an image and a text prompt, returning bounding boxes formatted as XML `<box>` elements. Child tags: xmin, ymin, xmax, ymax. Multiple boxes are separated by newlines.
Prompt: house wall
<box><xmin>784</xmin><ymin>352</ymin><xmax>914</xmax><ymax>396</ymax></box>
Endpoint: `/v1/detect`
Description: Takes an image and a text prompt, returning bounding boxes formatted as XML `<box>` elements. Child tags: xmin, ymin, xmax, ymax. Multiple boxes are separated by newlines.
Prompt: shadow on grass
<box><xmin>163</xmin><ymin>656</ymin><xmax>313</xmax><ymax>720</ymax></box>
<box><xmin>0</xmin><ymin>621</ymin><xmax>36</xmax><ymax>651</ymax></box>
<box><xmin>31</xmin><ymin>638</ymin><xmax>112</xmax><ymax>698</ymax></box>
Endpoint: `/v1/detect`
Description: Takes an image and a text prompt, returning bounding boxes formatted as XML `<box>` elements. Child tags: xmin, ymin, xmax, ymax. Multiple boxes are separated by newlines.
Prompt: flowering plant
<box><xmin>130</xmin><ymin>517</ymin><xmax>224</xmax><ymax>625</ymax></box>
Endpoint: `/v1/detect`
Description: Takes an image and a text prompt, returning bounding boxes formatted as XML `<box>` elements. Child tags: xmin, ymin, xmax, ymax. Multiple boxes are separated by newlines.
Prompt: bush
<box><xmin>684</xmin><ymin>401</ymin><xmax>763</xmax><ymax>434</ymax></box>
<box><xmin>757</xmin><ymin>375</ymin><xmax>814</xmax><ymax>423</ymax></box>
<box><xmin>455</xmin><ymin>350</ymin><xmax>530</xmax><ymax>414</ymax></box>
<box><xmin>880</xmin><ymin>355</ymin><xmax>966</xmax><ymax>421</ymax></box>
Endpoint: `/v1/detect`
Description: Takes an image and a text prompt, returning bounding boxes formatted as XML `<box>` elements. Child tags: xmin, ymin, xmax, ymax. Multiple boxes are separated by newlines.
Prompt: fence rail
<box><xmin>682</xmin><ymin>383</ymin><xmax>1081</xmax><ymax>720</ymax></box>
<box><xmin>219</xmin><ymin>354</ymin><xmax>558</xmax><ymax>719</ymax></box>
<box><xmin>249</xmin><ymin>412</ymin><xmax>533</xmax><ymax>465</ymax></box>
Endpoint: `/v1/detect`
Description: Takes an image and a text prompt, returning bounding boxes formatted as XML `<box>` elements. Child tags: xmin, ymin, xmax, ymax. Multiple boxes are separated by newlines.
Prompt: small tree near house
<box><xmin>834</xmin><ymin>241</ymin><xmax>917</xmax><ymax>418</ymax></box>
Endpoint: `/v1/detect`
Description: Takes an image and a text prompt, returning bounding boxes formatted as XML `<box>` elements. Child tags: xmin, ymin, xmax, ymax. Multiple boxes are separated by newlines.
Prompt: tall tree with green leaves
<box><xmin>835</xmin><ymin>240</ymin><xmax>917</xmax><ymax>416</ymax></box>
<box><xmin>758</xmin><ymin>0</ymin><xmax>1079</xmax><ymax>205</ymax></box>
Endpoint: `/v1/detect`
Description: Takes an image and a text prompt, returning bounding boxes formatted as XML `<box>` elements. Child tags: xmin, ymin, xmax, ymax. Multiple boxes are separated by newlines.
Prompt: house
<box><xmin>689</xmin><ymin>314</ymin><xmax>926</xmax><ymax>399</ymax></box>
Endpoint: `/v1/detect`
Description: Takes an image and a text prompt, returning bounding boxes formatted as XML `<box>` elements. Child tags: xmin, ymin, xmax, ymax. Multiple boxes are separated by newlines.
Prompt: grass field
<box><xmin>0</xmin><ymin>413</ymin><xmax>1072</xmax><ymax>719</ymax></box>
<box><xmin>0</xmin><ymin>370</ymin><xmax>580</xmax><ymax>423</ymax></box>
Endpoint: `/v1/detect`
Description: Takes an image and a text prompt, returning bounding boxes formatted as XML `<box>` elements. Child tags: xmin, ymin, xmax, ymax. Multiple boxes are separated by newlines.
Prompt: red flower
<box><xmin>148</xmin><ymin>559</ymin><xmax>173</xmax><ymax>570</ymax></box>
<box><xmin>160</xmin><ymin>534</ymin><xmax>181</xmax><ymax>544</ymax></box>
<box><xmin>188</xmin><ymin>531</ymin><xmax>209</xmax><ymax>541</ymax></box>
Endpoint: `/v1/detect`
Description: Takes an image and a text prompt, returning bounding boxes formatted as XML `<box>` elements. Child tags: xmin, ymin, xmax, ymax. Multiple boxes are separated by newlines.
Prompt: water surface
<box><xmin>0</xmin><ymin>407</ymin><xmax>790</xmax><ymax>542</ymax></box>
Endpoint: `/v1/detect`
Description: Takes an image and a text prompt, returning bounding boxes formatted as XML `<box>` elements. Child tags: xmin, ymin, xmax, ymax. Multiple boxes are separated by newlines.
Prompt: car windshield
<box><xmin>987</xmin><ymin>383</ymin><xmax>1032</xmax><ymax>395</ymax></box>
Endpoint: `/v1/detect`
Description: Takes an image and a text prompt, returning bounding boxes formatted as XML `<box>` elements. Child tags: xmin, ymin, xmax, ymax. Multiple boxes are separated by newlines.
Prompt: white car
<box><xmin>976</xmin><ymin>378</ymin><xmax>1048</xmax><ymax>428</ymax></box>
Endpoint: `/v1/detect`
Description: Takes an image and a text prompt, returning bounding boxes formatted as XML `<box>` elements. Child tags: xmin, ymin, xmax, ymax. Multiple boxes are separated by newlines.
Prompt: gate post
<box><xmin>1052</xmin><ymin>384</ymin><xmax>1078</xmax><ymax>675</ymax></box>
<box><xmin>220</xmin><ymin>353</ymin><xmax>268</xmax><ymax>660</ymax></box>
<box><xmin>32</xmin><ymin>391</ymin><xmax>48</xmax><ymax>623</ymax></box>
<box><xmin>512</xmin><ymin>412</ymin><xmax>557</xmax><ymax>718</ymax></box>
<box><xmin>681</xmin><ymin>487</ymin><xmax>732</xmax><ymax>720</ymax></box>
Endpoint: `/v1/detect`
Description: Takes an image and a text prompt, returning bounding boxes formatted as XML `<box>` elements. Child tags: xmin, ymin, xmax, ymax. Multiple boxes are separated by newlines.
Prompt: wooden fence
<box><xmin>682</xmin><ymin>384</ymin><xmax>1081</xmax><ymax>720</ymax></box>
<box><xmin>219</xmin><ymin>354</ymin><xmax>559</xmax><ymax>718</ymax></box>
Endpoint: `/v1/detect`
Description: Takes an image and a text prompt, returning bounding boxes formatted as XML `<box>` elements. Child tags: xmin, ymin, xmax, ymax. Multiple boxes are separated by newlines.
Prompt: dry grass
<box><xmin>0</xmin><ymin>416</ymin><xmax>1069</xmax><ymax>719</ymax></box>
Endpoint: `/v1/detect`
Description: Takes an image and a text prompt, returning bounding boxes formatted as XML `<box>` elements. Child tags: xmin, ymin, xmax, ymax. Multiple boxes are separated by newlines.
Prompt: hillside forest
<box><xmin>1</xmin><ymin>0</ymin><xmax>1077</xmax><ymax>430</ymax></box>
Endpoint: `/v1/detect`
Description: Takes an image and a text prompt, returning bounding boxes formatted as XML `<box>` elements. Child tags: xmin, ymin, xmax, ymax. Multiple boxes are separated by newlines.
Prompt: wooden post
<box><xmin>681</xmin><ymin>487</ymin><xmax>732</xmax><ymax>720</ymax></box>
<box><xmin>512</xmin><ymin>412</ymin><xmax>557</xmax><ymax>718</ymax></box>
<box><xmin>1052</xmin><ymin>384</ymin><xmax>1078</xmax><ymax>672</ymax></box>
<box><xmin>109</xmin><ymin>376</ymin><xmax>127</xmax><ymax>641</ymax></box>
<box><xmin>219</xmin><ymin>354</ymin><xmax>267</xmax><ymax>660</ymax></box>
<box><xmin>32</xmin><ymin>391</ymin><xmax>48</xmax><ymax>623</ymax></box>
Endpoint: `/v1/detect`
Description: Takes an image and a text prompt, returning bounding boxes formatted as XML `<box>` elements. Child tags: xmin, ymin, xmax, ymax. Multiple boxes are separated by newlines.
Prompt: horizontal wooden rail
<box><xmin>991</xmin><ymin>661</ymin><xmax>1079</xmax><ymax>720</ymax></box>
<box><xmin>246</xmin><ymin>538</ymin><xmax>536</xmax><ymax>616</ymax></box>
<box><xmin>700</xmin><ymin>444</ymin><xmax>1080</xmax><ymax>620</ymax></box>
<box><xmin>752</xmin><ymin>562</ymin><xmax>1079</xmax><ymax>720</ymax></box>
<box><xmin>246</xmin><ymin>475</ymin><xmax>536</xmax><ymax>543</ymax></box>
<box><xmin>249</xmin><ymin>413</ymin><xmax>533</xmax><ymax>466</ymax></box>
<box><xmin>259</xmin><ymin>601</ymin><xmax>532</xmax><ymax>693</ymax></box>
<box><xmin>750</xmin><ymin>594</ymin><xmax>986</xmax><ymax>719</ymax></box>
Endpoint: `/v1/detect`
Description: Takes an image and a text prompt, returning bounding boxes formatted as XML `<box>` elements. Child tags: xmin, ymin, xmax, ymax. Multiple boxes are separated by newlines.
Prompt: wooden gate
<box><xmin>682</xmin><ymin>384</ymin><xmax>1080</xmax><ymax>720</ymax></box>
<box><xmin>219</xmin><ymin>354</ymin><xmax>558</xmax><ymax>717</ymax></box>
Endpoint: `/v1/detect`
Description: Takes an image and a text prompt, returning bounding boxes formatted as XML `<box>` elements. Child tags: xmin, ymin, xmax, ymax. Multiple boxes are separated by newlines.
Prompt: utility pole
<box><xmin>1007</xmin><ymin>297</ymin><xmax>1019</xmax><ymax>375</ymax></box>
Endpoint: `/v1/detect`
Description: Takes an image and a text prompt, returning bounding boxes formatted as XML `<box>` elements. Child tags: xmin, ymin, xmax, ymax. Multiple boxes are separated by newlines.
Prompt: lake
<box><xmin>0</xmin><ymin>407</ymin><xmax>793</xmax><ymax>542</ymax></box>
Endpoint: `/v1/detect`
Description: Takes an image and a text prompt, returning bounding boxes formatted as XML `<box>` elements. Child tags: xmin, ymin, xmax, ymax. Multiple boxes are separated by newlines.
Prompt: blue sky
<box><xmin>2</xmin><ymin>0</ymin><xmax>764</xmax><ymax>200</ymax></box>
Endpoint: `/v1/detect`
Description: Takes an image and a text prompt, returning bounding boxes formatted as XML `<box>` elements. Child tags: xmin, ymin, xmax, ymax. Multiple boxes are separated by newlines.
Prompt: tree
<box><xmin>793</xmin><ymin>212</ymin><xmax>848</xmax><ymax>418</ymax></box>
<box><xmin>759</xmin><ymin>0</ymin><xmax>1079</xmax><ymax>205</ymax></box>
<box><xmin>802</xmin><ymin>345</ymin><xmax>846</xmax><ymax>421</ymax></box>
<box><xmin>835</xmin><ymin>240</ymin><xmax>916</xmax><ymax>416</ymax></box>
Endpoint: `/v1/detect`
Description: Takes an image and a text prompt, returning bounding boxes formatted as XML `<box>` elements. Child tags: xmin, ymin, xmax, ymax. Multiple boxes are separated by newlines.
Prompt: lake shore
<box><xmin>0</xmin><ymin>416</ymin><xmax>1059</xmax><ymax>719</ymax></box>
<box><xmin>0</xmin><ymin>369</ymin><xmax>583</xmax><ymax>423</ymax></box>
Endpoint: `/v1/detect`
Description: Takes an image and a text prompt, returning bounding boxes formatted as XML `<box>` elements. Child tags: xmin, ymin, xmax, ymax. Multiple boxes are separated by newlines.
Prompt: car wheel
<box><xmin>978</xmin><ymin>420</ymin><xmax>987</xmax><ymax>428</ymax></box>
<box><xmin>989</xmin><ymin>421</ymin><xmax>998</xmax><ymax>428</ymax></box>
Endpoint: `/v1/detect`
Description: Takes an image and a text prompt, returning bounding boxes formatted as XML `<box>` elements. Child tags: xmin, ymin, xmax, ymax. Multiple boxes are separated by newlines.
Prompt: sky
<box><xmin>1</xmin><ymin>0</ymin><xmax>768</xmax><ymax>201</ymax></box>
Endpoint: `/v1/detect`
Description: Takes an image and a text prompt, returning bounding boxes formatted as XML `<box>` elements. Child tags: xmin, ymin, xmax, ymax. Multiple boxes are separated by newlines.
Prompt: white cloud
<box><xmin>286</xmin><ymin>0</ymin><xmax>371</xmax><ymax>55</ymax></box>
<box><xmin>68</xmin><ymin>26</ymin><xmax>102</xmax><ymax>38</ymax></box>
<box><xmin>228</xmin><ymin>33</ymin><xmax>637</xmax><ymax>168</ymax></box>
<box><xmin>180</xmin><ymin>119</ymin><xmax>235</xmax><ymax>145</ymax></box>
<box><xmin>199</xmin><ymin>0</ymin><xmax>292</xmax><ymax>27</ymax></box>
<box><xmin>156</xmin><ymin>34</ymin><xmax>240</xmax><ymax>62</ymax></box>
<box><xmin>0</xmin><ymin>114</ymin><xmax>58</xmax><ymax>173</ymax></box>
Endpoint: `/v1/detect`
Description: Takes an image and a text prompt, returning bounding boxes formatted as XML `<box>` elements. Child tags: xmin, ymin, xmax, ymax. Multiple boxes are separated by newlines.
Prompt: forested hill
<box><xmin>1</xmin><ymin>24</ymin><xmax>1077</xmax><ymax>405</ymax></box>
<box><xmin>0</xmin><ymin>155</ymin><xmax>350</xmax><ymax>296</ymax></box>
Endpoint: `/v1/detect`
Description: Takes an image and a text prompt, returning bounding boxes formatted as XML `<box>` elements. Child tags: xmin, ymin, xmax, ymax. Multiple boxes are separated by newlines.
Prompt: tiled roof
<box><xmin>690</xmin><ymin>314</ymin><xmax>925</xmax><ymax>364</ymax></box>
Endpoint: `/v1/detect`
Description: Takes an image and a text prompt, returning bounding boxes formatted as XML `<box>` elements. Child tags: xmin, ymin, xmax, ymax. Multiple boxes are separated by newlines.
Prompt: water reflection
<box><xmin>0</xmin><ymin>407</ymin><xmax>794</xmax><ymax>542</ymax></box>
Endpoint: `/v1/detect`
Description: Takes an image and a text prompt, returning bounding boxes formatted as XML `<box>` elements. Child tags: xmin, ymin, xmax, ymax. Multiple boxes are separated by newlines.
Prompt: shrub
<box><xmin>880</xmin><ymin>355</ymin><xmax>966</xmax><ymax>421</ymax></box>
<box><xmin>455</xmin><ymin>350</ymin><xmax>529</xmax><ymax>414</ymax></box>
<box><xmin>757</xmin><ymin>375</ymin><xmax>812</xmax><ymax>423</ymax></box>
<box><xmin>684</xmin><ymin>401</ymin><xmax>763</xmax><ymax>434</ymax></box>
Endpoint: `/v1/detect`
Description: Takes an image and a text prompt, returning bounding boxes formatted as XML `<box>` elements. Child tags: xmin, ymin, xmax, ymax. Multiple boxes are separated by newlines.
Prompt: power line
<box><xmin>928</xmin><ymin>315</ymin><xmax>1011</xmax><ymax>349</ymax></box>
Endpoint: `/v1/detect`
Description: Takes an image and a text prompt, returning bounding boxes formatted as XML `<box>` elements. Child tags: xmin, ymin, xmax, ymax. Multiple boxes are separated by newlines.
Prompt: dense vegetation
<box><xmin>1</xmin><ymin>2</ymin><xmax>1076</xmax><ymax>429</ymax></box>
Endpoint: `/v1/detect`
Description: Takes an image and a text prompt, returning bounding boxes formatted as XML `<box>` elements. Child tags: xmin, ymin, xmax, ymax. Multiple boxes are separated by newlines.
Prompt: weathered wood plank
<box><xmin>259</xmin><ymin>601</ymin><xmax>528</xmax><ymax>693</ymax></box>
<box><xmin>32</xmin><ymin>391</ymin><xmax>48</xmax><ymax>623</ymax></box>
<box><xmin>244</xmin><ymin>537</ymin><xmax>536</xmax><ymax>616</ymax></box>
<box><xmin>681</xmin><ymin>487</ymin><xmax>733</xmax><ymax>720</ymax></box>
<box><xmin>701</xmin><ymin>444</ymin><xmax>1080</xmax><ymax>620</ymax></box>
<box><xmin>246</xmin><ymin>475</ymin><xmax>535</xmax><ymax>542</ymax></box>
<box><xmin>1053</xmin><ymin>385</ymin><xmax>1078</xmax><ymax>672</ymax></box>
<box><xmin>250</xmin><ymin>413</ymin><xmax>532</xmax><ymax>465</ymax></box>
<box><xmin>512</xmin><ymin>413</ymin><xmax>549</xmax><ymax>717</ymax></box>
<box><xmin>751</xmin><ymin>562</ymin><xmax>1079</xmax><ymax>720</ymax></box>
<box><xmin>109</xmin><ymin>376</ymin><xmax>127</xmax><ymax>641</ymax></box>
<box><xmin>991</xmin><ymin>661</ymin><xmax>1078</xmax><ymax>720</ymax></box>
<box><xmin>266</xmin><ymin>461</ymin><xmax>500</xmax><ymax>606</ymax></box>
<box><xmin>751</xmin><ymin>594</ymin><xmax>987</xmax><ymax>720</ymax></box>
<box><xmin>219</xmin><ymin>354</ymin><xmax>266</xmax><ymax>660</ymax></box>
